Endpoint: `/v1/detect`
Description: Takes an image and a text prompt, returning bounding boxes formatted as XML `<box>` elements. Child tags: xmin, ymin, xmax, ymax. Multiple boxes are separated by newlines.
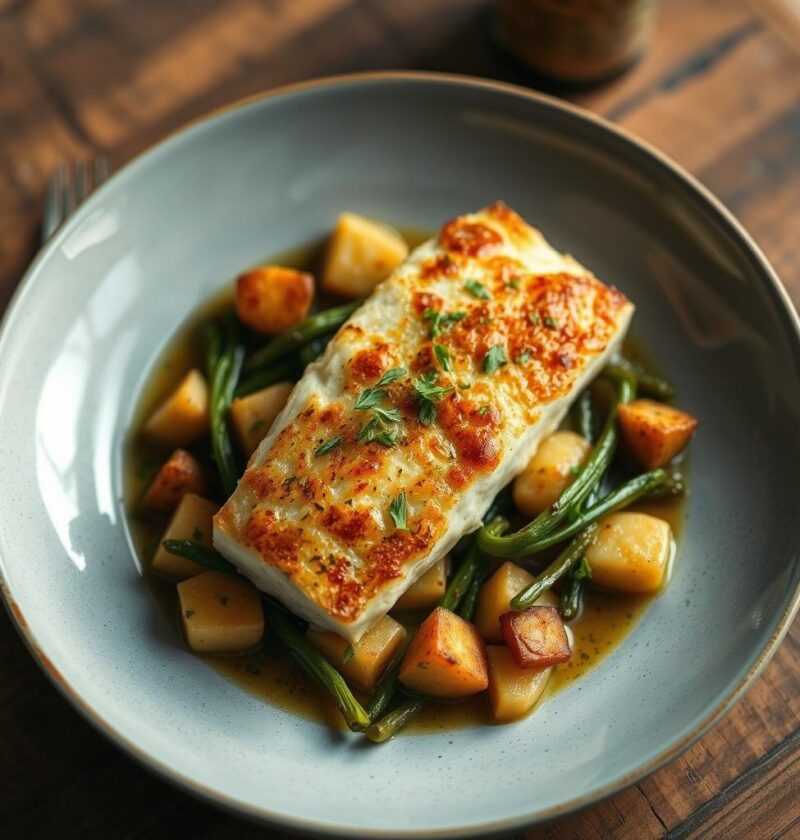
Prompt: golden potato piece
<box><xmin>235</xmin><ymin>266</ymin><xmax>314</xmax><ymax>335</ymax></box>
<box><xmin>500</xmin><ymin>606</ymin><xmax>571</xmax><ymax>668</ymax></box>
<box><xmin>144</xmin><ymin>369</ymin><xmax>209</xmax><ymax>446</ymax></box>
<box><xmin>393</xmin><ymin>557</ymin><xmax>448</xmax><ymax>611</ymax></box>
<box><xmin>398</xmin><ymin>607</ymin><xmax>488</xmax><ymax>699</ymax></box>
<box><xmin>486</xmin><ymin>646</ymin><xmax>551</xmax><ymax>723</ymax></box>
<box><xmin>321</xmin><ymin>212</ymin><xmax>409</xmax><ymax>299</ymax></box>
<box><xmin>307</xmin><ymin>615</ymin><xmax>406</xmax><ymax>691</ymax></box>
<box><xmin>230</xmin><ymin>381</ymin><xmax>293</xmax><ymax>458</ymax></box>
<box><xmin>142</xmin><ymin>449</ymin><xmax>208</xmax><ymax>514</ymax></box>
<box><xmin>151</xmin><ymin>493</ymin><xmax>219</xmax><ymax>579</ymax></box>
<box><xmin>178</xmin><ymin>570</ymin><xmax>264</xmax><ymax>654</ymax></box>
<box><xmin>475</xmin><ymin>561</ymin><xmax>558</xmax><ymax>643</ymax></box>
<box><xmin>513</xmin><ymin>431</ymin><xmax>591</xmax><ymax>517</ymax></box>
<box><xmin>585</xmin><ymin>512</ymin><xmax>673</xmax><ymax>594</ymax></box>
<box><xmin>618</xmin><ymin>398</ymin><xmax>698</xmax><ymax>469</ymax></box>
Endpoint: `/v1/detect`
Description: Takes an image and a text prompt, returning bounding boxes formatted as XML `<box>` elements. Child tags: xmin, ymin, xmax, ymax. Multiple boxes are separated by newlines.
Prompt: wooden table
<box><xmin>2</xmin><ymin>1</ymin><xmax>799</xmax><ymax>837</ymax></box>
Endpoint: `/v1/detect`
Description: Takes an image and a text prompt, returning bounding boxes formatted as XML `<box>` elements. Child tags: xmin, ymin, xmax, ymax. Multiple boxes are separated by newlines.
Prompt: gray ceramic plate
<box><xmin>1</xmin><ymin>73</ymin><xmax>799</xmax><ymax>837</ymax></box>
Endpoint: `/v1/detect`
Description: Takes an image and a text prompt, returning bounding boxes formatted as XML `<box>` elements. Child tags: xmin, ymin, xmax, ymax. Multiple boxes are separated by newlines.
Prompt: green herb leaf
<box><xmin>483</xmin><ymin>345</ymin><xmax>508</xmax><ymax>374</ymax></box>
<box><xmin>515</xmin><ymin>351</ymin><xmax>531</xmax><ymax>365</ymax></box>
<box><xmin>388</xmin><ymin>491</ymin><xmax>409</xmax><ymax>531</ymax></box>
<box><xmin>423</xmin><ymin>308</ymin><xmax>467</xmax><ymax>338</ymax></box>
<box><xmin>464</xmin><ymin>279</ymin><xmax>491</xmax><ymax>300</ymax></box>
<box><xmin>478</xmin><ymin>405</ymin><xmax>491</xmax><ymax>416</ymax></box>
<box><xmin>315</xmin><ymin>436</ymin><xmax>342</xmax><ymax>456</ymax></box>
<box><xmin>376</xmin><ymin>367</ymin><xmax>407</xmax><ymax>387</ymax></box>
<box><xmin>458</xmin><ymin>381</ymin><xmax>472</xmax><ymax>390</ymax></box>
<box><xmin>413</xmin><ymin>371</ymin><xmax>454</xmax><ymax>402</ymax></box>
<box><xmin>354</xmin><ymin>387</ymin><xmax>386</xmax><ymax>411</ymax></box>
<box><xmin>358</xmin><ymin>416</ymin><xmax>380</xmax><ymax>443</ymax></box>
<box><xmin>374</xmin><ymin>428</ymin><xmax>399</xmax><ymax>447</ymax></box>
<box><xmin>373</xmin><ymin>406</ymin><xmax>401</xmax><ymax>424</ymax></box>
<box><xmin>574</xmin><ymin>556</ymin><xmax>592</xmax><ymax>581</ymax></box>
<box><xmin>528</xmin><ymin>312</ymin><xmax>540</xmax><ymax>325</ymax></box>
<box><xmin>507</xmin><ymin>277</ymin><xmax>521</xmax><ymax>290</ymax></box>
<box><xmin>434</xmin><ymin>343</ymin><xmax>453</xmax><ymax>372</ymax></box>
<box><xmin>343</xmin><ymin>644</ymin><xmax>356</xmax><ymax>663</ymax></box>
<box><xmin>543</xmin><ymin>316</ymin><xmax>559</xmax><ymax>329</ymax></box>
<box><xmin>418</xmin><ymin>400</ymin><xmax>437</xmax><ymax>426</ymax></box>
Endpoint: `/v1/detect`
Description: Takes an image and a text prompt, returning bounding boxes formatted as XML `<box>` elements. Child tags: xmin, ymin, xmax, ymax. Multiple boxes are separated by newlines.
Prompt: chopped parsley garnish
<box><xmin>529</xmin><ymin>312</ymin><xmax>540</xmax><ymax>325</ymax></box>
<box><xmin>478</xmin><ymin>405</ymin><xmax>491</xmax><ymax>416</ymax></box>
<box><xmin>458</xmin><ymin>381</ymin><xmax>472</xmax><ymax>390</ymax></box>
<box><xmin>358</xmin><ymin>416</ymin><xmax>380</xmax><ymax>443</ymax></box>
<box><xmin>483</xmin><ymin>345</ymin><xmax>508</xmax><ymax>374</ymax></box>
<box><xmin>507</xmin><ymin>277</ymin><xmax>521</xmax><ymax>290</ymax></box>
<box><xmin>353</xmin><ymin>367</ymin><xmax>407</xmax><ymax>411</ymax></box>
<box><xmin>413</xmin><ymin>371</ymin><xmax>454</xmax><ymax>425</ymax></box>
<box><xmin>543</xmin><ymin>316</ymin><xmax>559</xmax><ymax>329</ymax></box>
<box><xmin>374</xmin><ymin>428</ymin><xmax>399</xmax><ymax>447</ymax></box>
<box><xmin>574</xmin><ymin>556</ymin><xmax>592</xmax><ymax>581</ymax></box>
<box><xmin>389</xmin><ymin>491</ymin><xmax>409</xmax><ymax>531</ymax></box>
<box><xmin>515</xmin><ymin>351</ymin><xmax>532</xmax><ymax>365</ymax></box>
<box><xmin>464</xmin><ymin>279</ymin><xmax>491</xmax><ymax>300</ymax></box>
<box><xmin>376</xmin><ymin>367</ymin><xmax>407</xmax><ymax>387</ymax></box>
<box><xmin>343</xmin><ymin>644</ymin><xmax>356</xmax><ymax>663</ymax></box>
<box><xmin>423</xmin><ymin>308</ymin><xmax>466</xmax><ymax>338</ymax></box>
<box><xmin>434</xmin><ymin>343</ymin><xmax>453</xmax><ymax>372</ymax></box>
<box><xmin>314</xmin><ymin>436</ymin><xmax>342</xmax><ymax>456</ymax></box>
<box><xmin>373</xmin><ymin>406</ymin><xmax>401</xmax><ymax>424</ymax></box>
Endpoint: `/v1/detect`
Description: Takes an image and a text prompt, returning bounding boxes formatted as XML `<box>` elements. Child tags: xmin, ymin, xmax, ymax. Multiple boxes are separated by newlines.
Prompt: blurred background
<box><xmin>1</xmin><ymin>1</ymin><xmax>799</xmax><ymax>838</ymax></box>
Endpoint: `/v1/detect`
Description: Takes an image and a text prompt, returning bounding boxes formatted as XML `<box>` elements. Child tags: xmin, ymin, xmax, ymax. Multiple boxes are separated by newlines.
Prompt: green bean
<box><xmin>521</xmin><ymin>469</ymin><xmax>667</xmax><ymax>556</ymax></box>
<box><xmin>646</xmin><ymin>472</ymin><xmax>685</xmax><ymax>498</ymax></box>
<box><xmin>365</xmin><ymin>654</ymin><xmax>406</xmax><ymax>722</ymax></box>
<box><xmin>605</xmin><ymin>360</ymin><xmax>674</xmax><ymax>401</ymax></box>
<box><xmin>243</xmin><ymin>300</ymin><xmax>363</xmax><ymax>374</ymax></box>
<box><xmin>206</xmin><ymin>317</ymin><xmax>244</xmax><ymax>496</ymax></box>
<box><xmin>160</xmin><ymin>540</ymin><xmax>369</xmax><ymax>731</ymax></box>
<box><xmin>235</xmin><ymin>356</ymin><xmax>299</xmax><ymax>397</ymax></box>
<box><xmin>440</xmin><ymin>517</ymin><xmax>507</xmax><ymax>612</ymax></box>
<box><xmin>510</xmin><ymin>525</ymin><xmax>598</xmax><ymax>610</ymax></box>
<box><xmin>162</xmin><ymin>539</ymin><xmax>236</xmax><ymax>573</ymax></box>
<box><xmin>560</xmin><ymin>556</ymin><xmax>592</xmax><ymax>621</ymax></box>
<box><xmin>458</xmin><ymin>559</ymin><xmax>491</xmax><ymax>621</ymax></box>
<box><xmin>265</xmin><ymin>600</ymin><xmax>370</xmax><ymax>732</ymax></box>
<box><xmin>573</xmin><ymin>389</ymin><xmax>594</xmax><ymax>442</ymax></box>
<box><xmin>366</xmin><ymin>698</ymin><xmax>425</xmax><ymax>743</ymax></box>
<box><xmin>477</xmin><ymin>374</ymin><xmax>635</xmax><ymax>557</ymax></box>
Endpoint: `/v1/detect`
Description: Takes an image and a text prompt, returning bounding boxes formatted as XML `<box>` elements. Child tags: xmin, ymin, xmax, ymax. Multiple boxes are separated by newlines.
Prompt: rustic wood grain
<box><xmin>1</xmin><ymin>1</ymin><xmax>799</xmax><ymax>837</ymax></box>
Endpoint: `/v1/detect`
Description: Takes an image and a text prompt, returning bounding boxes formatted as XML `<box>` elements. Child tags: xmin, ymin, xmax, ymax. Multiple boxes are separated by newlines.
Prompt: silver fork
<box><xmin>41</xmin><ymin>155</ymin><xmax>112</xmax><ymax>245</ymax></box>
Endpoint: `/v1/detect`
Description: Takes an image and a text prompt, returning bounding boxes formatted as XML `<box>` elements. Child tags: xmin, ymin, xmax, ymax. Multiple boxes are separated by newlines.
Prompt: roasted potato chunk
<box><xmin>618</xmin><ymin>398</ymin><xmax>698</xmax><ymax>469</ymax></box>
<box><xmin>142</xmin><ymin>449</ymin><xmax>208</xmax><ymax>514</ymax></box>
<box><xmin>235</xmin><ymin>266</ymin><xmax>314</xmax><ymax>335</ymax></box>
<box><xmin>151</xmin><ymin>493</ymin><xmax>219</xmax><ymax>579</ymax></box>
<box><xmin>307</xmin><ymin>615</ymin><xmax>406</xmax><ymax>691</ymax></box>
<box><xmin>585</xmin><ymin>512</ymin><xmax>673</xmax><ymax>594</ymax></box>
<box><xmin>475</xmin><ymin>561</ymin><xmax>558</xmax><ymax>643</ymax></box>
<box><xmin>144</xmin><ymin>369</ymin><xmax>209</xmax><ymax>446</ymax></box>
<box><xmin>230</xmin><ymin>381</ymin><xmax>293</xmax><ymax>458</ymax></box>
<box><xmin>513</xmin><ymin>431</ymin><xmax>591</xmax><ymax>517</ymax></box>
<box><xmin>398</xmin><ymin>607</ymin><xmax>488</xmax><ymax>699</ymax></box>
<box><xmin>500</xmin><ymin>606</ymin><xmax>571</xmax><ymax>668</ymax></box>
<box><xmin>393</xmin><ymin>557</ymin><xmax>448</xmax><ymax>611</ymax></box>
<box><xmin>178</xmin><ymin>570</ymin><xmax>264</xmax><ymax>654</ymax></box>
<box><xmin>486</xmin><ymin>646</ymin><xmax>551</xmax><ymax>723</ymax></box>
<box><xmin>321</xmin><ymin>212</ymin><xmax>409</xmax><ymax>299</ymax></box>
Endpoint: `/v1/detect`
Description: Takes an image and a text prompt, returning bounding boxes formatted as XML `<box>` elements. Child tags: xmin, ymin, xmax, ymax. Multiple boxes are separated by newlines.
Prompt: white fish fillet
<box><xmin>214</xmin><ymin>202</ymin><xmax>633</xmax><ymax>641</ymax></box>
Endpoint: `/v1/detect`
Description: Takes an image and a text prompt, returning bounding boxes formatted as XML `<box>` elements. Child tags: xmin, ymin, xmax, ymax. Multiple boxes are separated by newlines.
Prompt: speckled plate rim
<box><xmin>1</xmin><ymin>71</ymin><xmax>799</xmax><ymax>838</ymax></box>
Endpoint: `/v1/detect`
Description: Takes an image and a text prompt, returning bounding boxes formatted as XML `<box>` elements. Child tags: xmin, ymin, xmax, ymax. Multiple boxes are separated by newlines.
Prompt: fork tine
<box><xmin>41</xmin><ymin>162</ymin><xmax>68</xmax><ymax>244</ymax></box>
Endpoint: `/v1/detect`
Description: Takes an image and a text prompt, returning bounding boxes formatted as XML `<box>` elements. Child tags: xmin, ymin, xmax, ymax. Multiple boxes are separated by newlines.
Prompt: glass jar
<box><xmin>495</xmin><ymin>0</ymin><xmax>657</xmax><ymax>85</ymax></box>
